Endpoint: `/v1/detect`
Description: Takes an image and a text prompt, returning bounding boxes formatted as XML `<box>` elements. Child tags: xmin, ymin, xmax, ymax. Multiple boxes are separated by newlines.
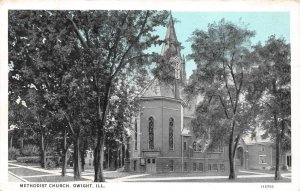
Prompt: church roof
<box><xmin>139</xmin><ymin>14</ymin><xmax>184</xmax><ymax>100</ymax></box>
<box><xmin>139</xmin><ymin>78</ymin><xmax>176</xmax><ymax>98</ymax></box>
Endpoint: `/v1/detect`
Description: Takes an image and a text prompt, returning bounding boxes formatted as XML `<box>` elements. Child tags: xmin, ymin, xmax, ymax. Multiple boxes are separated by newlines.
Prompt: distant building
<box><xmin>125</xmin><ymin>15</ymin><xmax>291</xmax><ymax>173</ymax></box>
<box><xmin>244</xmin><ymin>140</ymin><xmax>291</xmax><ymax>170</ymax></box>
<box><xmin>84</xmin><ymin>148</ymin><xmax>94</xmax><ymax>169</ymax></box>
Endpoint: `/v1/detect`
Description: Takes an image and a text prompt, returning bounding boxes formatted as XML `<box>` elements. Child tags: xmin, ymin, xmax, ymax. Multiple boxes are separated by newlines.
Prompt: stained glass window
<box><xmin>149</xmin><ymin>117</ymin><xmax>154</xmax><ymax>150</ymax></box>
<box><xmin>134</xmin><ymin>119</ymin><xmax>137</xmax><ymax>150</ymax></box>
<box><xmin>169</xmin><ymin>118</ymin><xmax>174</xmax><ymax>150</ymax></box>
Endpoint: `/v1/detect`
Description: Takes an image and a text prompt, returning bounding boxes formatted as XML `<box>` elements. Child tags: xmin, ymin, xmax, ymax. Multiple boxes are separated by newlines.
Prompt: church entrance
<box><xmin>146</xmin><ymin>158</ymin><xmax>156</xmax><ymax>173</ymax></box>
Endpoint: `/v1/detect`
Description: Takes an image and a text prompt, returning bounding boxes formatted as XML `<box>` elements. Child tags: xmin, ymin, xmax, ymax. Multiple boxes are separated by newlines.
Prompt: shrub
<box><xmin>46</xmin><ymin>158</ymin><xmax>57</xmax><ymax>168</ymax></box>
<box><xmin>8</xmin><ymin>147</ymin><xmax>20</xmax><ymax>160</ymax></box>
<box><xmin>46</xmin><ymin>156</ymin><xmax>60</xmax><ymax>168</ymax></box>
<box><xmin>16</xmin><ymin>156</ymin><xmax>40</xmax><ymax>163</ymax></box>
<box><xmin>21</xmin><ymin>144</ymin><xmax>40</xmax><ymax>156</ymax></box>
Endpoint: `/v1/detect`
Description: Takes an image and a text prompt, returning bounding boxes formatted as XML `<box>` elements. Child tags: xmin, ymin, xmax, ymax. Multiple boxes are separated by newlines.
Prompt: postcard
<box><xmin>0</xmin><ymin>1</ymin><xmax>299</xmax><ymax>191</ymax></box>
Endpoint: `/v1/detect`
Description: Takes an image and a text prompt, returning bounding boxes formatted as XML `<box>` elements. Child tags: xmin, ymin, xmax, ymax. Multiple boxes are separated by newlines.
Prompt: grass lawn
<box><xmin>9</xmin><ymin>161</ymin><xmax>135</xmax><ymax>181</ymax></box>
<box><xmin>8</xmin><ymin>161</ymin><xmax>291</xmax><ymax>183</ymax></box>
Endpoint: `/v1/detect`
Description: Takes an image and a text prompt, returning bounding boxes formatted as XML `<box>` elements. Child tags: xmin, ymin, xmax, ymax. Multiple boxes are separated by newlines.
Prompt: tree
<box><xmin>250</xmin><ymin>36</ymin><xmax>290</xmax><ymax>180</ymax></box>
<box><xmin>9</xmin><ymin>11</ymin><xmax>168</xmax><ymax>182</ymax></box>
<box><xmin>64</xmin><ymin>10</ymin><xmax>168</xmax><ymax>182</ymax></box>
<box><xmin>9</xmin><ymin>10</ymin><xmax>168</xmax><ymax>181</ymax></box>
<box><xmin>8</xmin><ymin>10</ymin><xmax>88</xmax><ymax>178</ymax></box>
<box><xmin>104</xmin><ymin>76</ymin><xmax>143</xmax><ymax>169</ymax></box>
<box><xmin>186</xmin><ymin>19</ymin><xmax>256</xmax><ymax>179</ymax></box>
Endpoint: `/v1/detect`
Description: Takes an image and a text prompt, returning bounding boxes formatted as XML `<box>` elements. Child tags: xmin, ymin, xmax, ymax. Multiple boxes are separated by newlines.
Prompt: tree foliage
<box><xmin>186</xmin><ymin>19</ymin><xmax>257</xmax><ymax>179</ymax></box>
<box><xmin>8</xmin><ymin>10</ymin><xmax>168</xmax><ymax>181</ymax></box>
<box><xmin>250</xmin><ymin>36</ymin><xmax>290</xmax><ymax>180</ymax></box>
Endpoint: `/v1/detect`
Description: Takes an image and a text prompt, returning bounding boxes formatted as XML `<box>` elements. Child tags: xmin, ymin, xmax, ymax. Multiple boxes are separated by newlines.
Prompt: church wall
<box><xmin>161</xmin><ymin>100</ymin><xmax>182</xmax><ymax>157</ymax></box>
<box><xmin>140</xmin><ymin>99</ymin><xmax>164</xmax><ymax>152</ymax></box>
<box><xmin>139</xmin><ymin>99</ymin><xmax>183</xmax><ymax>157</ymax></box>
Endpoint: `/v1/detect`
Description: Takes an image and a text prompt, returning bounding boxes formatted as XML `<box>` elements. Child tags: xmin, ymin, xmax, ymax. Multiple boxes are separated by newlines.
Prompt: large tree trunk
<box><xmin>10</xmin><ymin>133</ymin><xmax>13</xmax><ymax>148</ymax></box>
<box><xmin>107</xmin><ymin>148</ymin><xmax>110</xmax><ymax>169</ymax></box>
<box><xmin>61</xmin><ymin>128</ymin><xmax>68</xmax><ymax>176</ymax></box>
<box><xmin>274</xmin><ymin>114</ymin><xmax>282</xmax><ymax>180</ymax></box>
<box><xmin>20</xmin><ymin>137</ymin><xmax>24</xmax><ymax>149</ymax></box>
<box><xmin>228</xmin><ymin>141</ymin><xmax>236</xmax><ymax>179</ymax></box>
<box><xmin>40</xmin><ymin>133</ymin><xmax>46</xmax><ymax>168</ymax></box>
<box><xmin>228</xmin><ymin>120</ymin><xmax>236</xmax><ymax>180</ymax></box>
<box><xmin>61</xmin><ymin>149</ymin><xmax>68</xmax><ymax>176</ymax></box>
<box><xmin>81</xmin><ymin>150</ymin><xmax>85</xmax><ymax>172</ymax></box>
<box><xmin>94</xmin><ymin>127</ymin><xmax>105</xmax><ymax>182</ymax></box>
<box><xmin>94</xmin><ymin>82</ymin><xmax>111</xmax><ymax>182</ymax></box>
<box><xmin>73</xmin><ymin>136</ymin><xmax>81</xmax><ymax>180</ymax></box>
<box><xmin>81</xmin><ymin>138</ymin><xmax>88</xmax><ymax>172</ymax></box>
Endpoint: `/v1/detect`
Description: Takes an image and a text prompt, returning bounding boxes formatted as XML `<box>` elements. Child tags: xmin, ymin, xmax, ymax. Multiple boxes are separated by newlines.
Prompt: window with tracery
<box><xmin>169</xmin><ymin>118</ymin><xmax>174</xmax><ymax>150</ymax></box>
<box><xmin>149</xmin><ymin>117</ymin><xmax>154</xmax><ymax>149</ymax></box>
<box><xmin>134</xmin><ymin>119</ymin><xmax>137</xmax><ymax>150</ymax></box>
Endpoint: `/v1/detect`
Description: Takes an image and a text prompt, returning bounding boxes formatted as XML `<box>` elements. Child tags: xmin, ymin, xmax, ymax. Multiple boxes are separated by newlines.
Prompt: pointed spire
<box><xmin>165</xmin><ymin>12</ymin><xmax>178</xmax><ymax>43</ymax></box>
<box><xmin>160</xmin><ymin>12</ymin><xmax>180</xmax><ymax>56</ymax></box>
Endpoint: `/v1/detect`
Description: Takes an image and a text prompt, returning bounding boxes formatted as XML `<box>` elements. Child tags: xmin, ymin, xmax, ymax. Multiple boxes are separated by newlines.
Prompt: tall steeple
<box><xmin>160</xmin><ymin>13</ymin><xmax>181</xmax><ymax>56</ymax></box>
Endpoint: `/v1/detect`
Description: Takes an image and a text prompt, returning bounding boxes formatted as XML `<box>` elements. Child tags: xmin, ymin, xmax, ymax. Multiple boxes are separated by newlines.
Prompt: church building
<box><xmin>124</xmin><ymin>15</ymin><xmax>290</xmax><ymax>173</ymax></box>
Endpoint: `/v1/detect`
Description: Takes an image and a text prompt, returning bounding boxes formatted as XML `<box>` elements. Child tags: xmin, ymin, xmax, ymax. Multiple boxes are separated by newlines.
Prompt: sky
<box><xmin>148</xmin><ymin>12</ymin><xmax>290</xmax><ymax>78</ymax></box>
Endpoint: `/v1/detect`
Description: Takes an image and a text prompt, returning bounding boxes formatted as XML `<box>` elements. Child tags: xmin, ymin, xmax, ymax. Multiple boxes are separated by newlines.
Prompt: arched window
<box><xmin>149</xmin><ymin>117</ymin><xmax>154</xmax><ymax>150</ymax></box>
<box><xmin>134</xmin><ymin>119</ymin><xmax>137</xmax><ymax>150</ymax></box>
<box><xmin>169</xmin><ymin>118</ymin><xmax>174</xmax><ymax>150</ymax></box>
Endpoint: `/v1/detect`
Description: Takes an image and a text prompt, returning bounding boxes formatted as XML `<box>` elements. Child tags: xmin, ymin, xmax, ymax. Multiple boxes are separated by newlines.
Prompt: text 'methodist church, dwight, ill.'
<box><xmin>124</xmin><ymin>15</ymin><xmax>291</xmax><ymax>173</ymax></box>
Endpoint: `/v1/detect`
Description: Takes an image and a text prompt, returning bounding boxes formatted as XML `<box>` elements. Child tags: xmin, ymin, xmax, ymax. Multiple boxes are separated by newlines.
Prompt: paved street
<box><xmin>8</xmin><ymin>161</ymin><xmax>291</xmax><ymax>183</ymax></box>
